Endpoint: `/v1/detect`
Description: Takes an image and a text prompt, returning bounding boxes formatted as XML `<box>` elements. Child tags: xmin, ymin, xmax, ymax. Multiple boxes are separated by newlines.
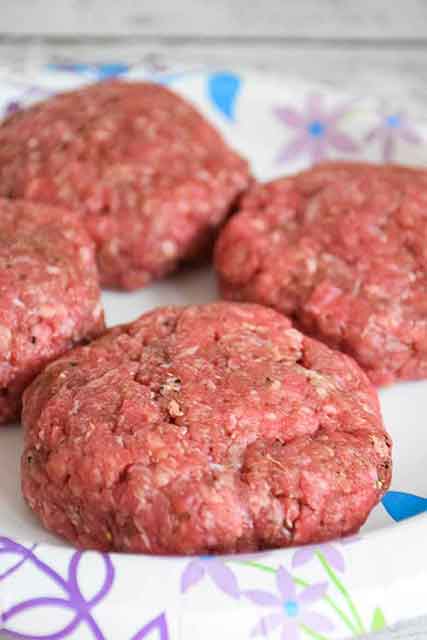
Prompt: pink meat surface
<box><xmin>22</xmin><ymin>302</ymin><xmax>391</xmax><ymax>554</ymax></box>
<box><xmin>0</xmin><ymin>198</ymin><xmax>104</xmax><ymax>424</ymax></box>
<box><xmin>0</xmin><ymin>81</ymin><xmax>250</xmax><ymax>290</ymax></box>
<box><xmin>215</xmin><ymin>162</ymin><xmax>427</xmax><ymax>385</ymax></box>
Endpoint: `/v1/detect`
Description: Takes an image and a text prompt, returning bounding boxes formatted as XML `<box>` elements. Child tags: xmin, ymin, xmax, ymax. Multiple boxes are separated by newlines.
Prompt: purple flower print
<box><xmin>0</xmin><ymin>537</ymin><xmax>171</xmax><ymax>640</ymax></box>
<box><xmin>292</xmin><ymin>543</ymin><xmax>345</xmax><ymax>573</ymax></box>
<box><xmin>181</xmin><ymin>557</ymin><xmax>239</xmax><ymax>598</ymax></box>
<box><xmin>245</xmin><ymin>566</ymin><xmax>333</xmax><ymax>639</ymax></box>
<box><xmin>131</xmin><ymin>612</ymin><xmax>170</xmax><ymax>640</ymax></box>
<box><xmin>4</xmin><ymin>100</ymin><xmax>21</xmax><ymax>116</ymax></box>
<box><xmin>365</xmin><ymin>110</ymin><xmax>422</xmax><ymax>161</ymax></box>
<box><xmin>0</xmin><ymin>538</ymin><xmax>114</xmax><ymax>640</ymax></box>
<box><xmin>292</xmin><ymin>537</ymin><xmax>359</xmax><ymax>573</ymax></box>
<box><xmin>2</xmin><ymin>84</ymin><xmax>52</xmax><ymax>118</ymax></box>
<box><xmin>274</xmin><ymin>94</ymin><xmax>358</xmax><ymax>165</ymax></box>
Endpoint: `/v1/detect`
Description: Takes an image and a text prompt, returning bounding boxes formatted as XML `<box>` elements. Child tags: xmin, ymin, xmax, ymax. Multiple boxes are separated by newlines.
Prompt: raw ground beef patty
<box><xmin>22</xmin><ymin>302</ymin><xmax>391</xmax><ymax>554</ymax></box>
<box><xmin>215</xmin><ymin>162</ymin><xmax>427</xmax><ymax>386</ymax></box>
<box><xmin>0</xmin><ymin>198</ymin><xmax>104</xmax><ymax>425</ymax></box>
<box><xmin>0</xmin><ymin>81</ymin><xmax>250</xmax><ymax>290</ymax></box>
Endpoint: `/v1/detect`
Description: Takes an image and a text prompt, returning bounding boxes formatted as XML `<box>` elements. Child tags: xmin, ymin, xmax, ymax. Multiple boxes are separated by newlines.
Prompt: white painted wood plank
<box><xmin>1</xmin><ymin>0</ymin><xmax>427</xmax><ymax>39</ymax></box>
<box><xmin>1</xmin><ymin>39</ymin><xmax>426</xmax><ymax>110</ymax></box>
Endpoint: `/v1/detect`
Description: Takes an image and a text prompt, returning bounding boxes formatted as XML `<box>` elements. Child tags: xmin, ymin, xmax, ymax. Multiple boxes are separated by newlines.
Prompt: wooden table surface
<box><xmin>1</xmin><ymin>2</ymin><xmax>426</xmax><ymax>638</ymax></box>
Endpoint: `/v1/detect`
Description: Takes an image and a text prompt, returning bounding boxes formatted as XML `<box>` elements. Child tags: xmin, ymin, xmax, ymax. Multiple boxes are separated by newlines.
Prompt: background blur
<box><xmin>0</xmin><ymin>0</ymin><xmax>427</xmax><ymax>110</ymax></box>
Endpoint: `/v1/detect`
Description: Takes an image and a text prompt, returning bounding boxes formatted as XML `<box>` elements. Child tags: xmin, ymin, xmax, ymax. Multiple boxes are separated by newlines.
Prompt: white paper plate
<box><xmin>1</xmin><ymin>66</ymin><xmax>427</xmax><ymax>640</ymax></box>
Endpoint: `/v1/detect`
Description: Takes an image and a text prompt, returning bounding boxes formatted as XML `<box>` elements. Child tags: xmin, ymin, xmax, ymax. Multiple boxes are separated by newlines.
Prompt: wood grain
<box><xmin>2</xmin><ymin>0</ymin><xmax>427</xmax><ymax>38</ymax></box>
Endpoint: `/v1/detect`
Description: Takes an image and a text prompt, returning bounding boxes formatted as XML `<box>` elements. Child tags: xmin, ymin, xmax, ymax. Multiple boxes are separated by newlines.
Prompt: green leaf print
<box><xmin>371</xmin><ymin>607</ymin><xmax>387</xmax><ymax>632</ymax></box>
